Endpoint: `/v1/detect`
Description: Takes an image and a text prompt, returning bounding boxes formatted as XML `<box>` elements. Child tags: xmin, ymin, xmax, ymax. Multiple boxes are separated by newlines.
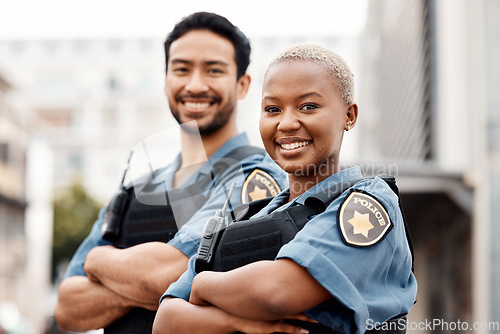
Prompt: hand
<box><xmin>283</xmin><ymin>313</ymin><xmax>319</xmax><ymax>324</ymax></box>
<box><xmin>132</xmin><ymin>299</ymin><xmax>159</xmax><ymax>312</ymax></box>
<box><xmin>189</xmin><ymin>288</ymin><xmax>209</xmax><ymax>307</ymax></box>
<box><xmin>84</xmin><ymin>245</ymin><xmax>116</xmax><ymax>283</ymax></box>
<box><xmin>189</xmin><ymin>271</ymin><xmax>213</xmax><ymax>306</ymax></box>
<box><xmin>232</xmin><ymin>316</ymin><xmax>311</xmax><ymax>334</ymax></box>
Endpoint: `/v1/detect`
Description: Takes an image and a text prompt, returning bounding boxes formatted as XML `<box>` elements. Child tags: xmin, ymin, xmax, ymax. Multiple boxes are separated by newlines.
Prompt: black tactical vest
<box><xmin>196</xmin><ymin>176</ymin><xmax>413</xmax><ymax>334</ymax></box>
<box><xmin>102</xmin><ymin>146</ymin><xmax>266</xmax><ymax>334</ymax></box>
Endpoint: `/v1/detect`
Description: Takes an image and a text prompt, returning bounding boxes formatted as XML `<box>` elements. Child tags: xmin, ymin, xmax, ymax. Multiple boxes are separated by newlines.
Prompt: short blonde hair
<box><xmin>266</xmin><ymin>44</ymin><xmax>355</xmax><ymax>105</ymax></box>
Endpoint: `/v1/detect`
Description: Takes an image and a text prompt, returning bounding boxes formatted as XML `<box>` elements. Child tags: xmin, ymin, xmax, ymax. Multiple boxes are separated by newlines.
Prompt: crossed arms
<box><xmin>153</xmin><ymin>258</ymin><xmax>331</xmax><ymax>334</ymax></box>
<box><xmin>54</xmin><ymin>242</ymin><xmax>188</xmax><ymax>331</ymax></box>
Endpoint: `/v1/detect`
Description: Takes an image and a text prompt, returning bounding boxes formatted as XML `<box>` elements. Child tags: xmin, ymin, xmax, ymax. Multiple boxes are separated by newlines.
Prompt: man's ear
<box><xmin>163</xmin><ymin>73</ymin><xmax>169</xmax><ymax>96</ymax></box>
<box><xmin>236</xmin><ymin>73</ymin><xmax>251</xmax><ymax>99</ymax></box>
<box><xmin>344</xmin><ymin>103</ymin><xmax>358</xmax><ymax>131</ymax></box>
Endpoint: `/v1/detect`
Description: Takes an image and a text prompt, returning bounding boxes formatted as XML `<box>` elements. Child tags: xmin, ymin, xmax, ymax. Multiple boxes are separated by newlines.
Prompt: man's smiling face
<box><xmin>164</xmin><ymin>29</ymin><xmax>247</xmax><ymax>135</ymax></box>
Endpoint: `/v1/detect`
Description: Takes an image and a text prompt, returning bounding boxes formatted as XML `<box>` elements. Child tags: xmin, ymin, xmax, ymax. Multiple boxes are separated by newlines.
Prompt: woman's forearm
<box><xmin>153</xmin><ymin>298</ymin><xmax>236</xmax><ymax>334</ymax></box>
<box><xmin>191</xmin><ymin>259</ymin><xmax>331</xmax><ymax>320</ymax></box>
<box><xmin>153</xmin><ymin>297</ymin><xmax>311</xmax><ymax>334</ymax></box>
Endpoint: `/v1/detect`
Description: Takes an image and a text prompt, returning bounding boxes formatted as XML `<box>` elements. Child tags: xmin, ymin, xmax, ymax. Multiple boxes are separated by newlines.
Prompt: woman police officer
<box><xmin>153</xmin><ymin>44</ymin><xmax>417</xmax><ymax>334</ymax></box>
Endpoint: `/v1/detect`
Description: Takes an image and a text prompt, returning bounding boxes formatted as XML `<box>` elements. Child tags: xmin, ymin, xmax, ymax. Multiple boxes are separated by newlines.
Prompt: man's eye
<box><xmin>173</xmin><ymin>67</ymin><xmax>188</xmax><ymax>73</ymax></box>
<box><xmin>209</xmin><ymin>68</ymin><xmax>223</xmax><ymax>74</ymax></box>
<box><xmin>300</xmin><ymin>103</ymin><xmax>318</xmax><ymax>111</ymax></box>
<box><xmin>264</xmin><ymin>106</ymin><xmax>281</xmax><ymax>113</ymax></box>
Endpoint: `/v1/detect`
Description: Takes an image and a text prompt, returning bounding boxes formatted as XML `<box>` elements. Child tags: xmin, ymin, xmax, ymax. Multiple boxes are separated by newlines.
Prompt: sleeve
<box><xmin>276</xmin><ymin>177</ymin><xmax>416</xmax><ymax>333</ymax></box>
<box><xmin>64</xmin><ymin>205</ymin><xmax>113</xmax><ymax>278</ymax></box>
<box><xmin>168</xmin><ymin>154</ymin><xmax>287</xmax><ymax>258</ymax></box>
<box><xmin>161</xmin><ymin>256</ymin><xmax>198</xmax><ymax>302</ymax></box>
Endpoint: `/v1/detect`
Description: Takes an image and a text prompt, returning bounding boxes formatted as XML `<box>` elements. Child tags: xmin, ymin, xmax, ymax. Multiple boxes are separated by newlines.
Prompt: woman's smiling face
<box><xmin>259</xmin><ymin>59</ymin><xmax>356</xmax><ymax>179</ymax></box>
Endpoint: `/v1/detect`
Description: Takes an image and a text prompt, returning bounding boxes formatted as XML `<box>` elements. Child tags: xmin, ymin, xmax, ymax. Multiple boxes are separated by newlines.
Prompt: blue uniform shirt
<box><xmin>64</xmin><ymin>133</ymin><xmax>287</xmax><ymax>278</ymax></box>
<box><xmin>164</xmin><ymin>166</ymin><xmax>417</xmax><ymax>334</ymax></box>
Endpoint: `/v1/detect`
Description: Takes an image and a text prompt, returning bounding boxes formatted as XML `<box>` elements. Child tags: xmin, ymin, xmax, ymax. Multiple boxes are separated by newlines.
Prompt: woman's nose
<box><xmin>277</xmin><ymin>110</ymin><xmax>300</xmax><ymax>132</ymax></box>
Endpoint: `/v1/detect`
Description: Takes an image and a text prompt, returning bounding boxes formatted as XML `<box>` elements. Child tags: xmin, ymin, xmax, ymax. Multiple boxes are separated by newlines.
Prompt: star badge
<box><xmin>248</xmin><ymin>185</ymin><xmax>268</xmax><ymax>201</ymax></box>
<box><xmin>348</xmin><ymin>211</ymin><xmax>374</xmax><ymax>237</ymax></box>
<box><xmin>338</xmin><ymin>191</ymin><xmax>393</xmax><ymax>247</ymax></box>
<box><xmin>241</xmin><ymin>169</ymin><xmax>281</xmax><ymax>204</ymax></box>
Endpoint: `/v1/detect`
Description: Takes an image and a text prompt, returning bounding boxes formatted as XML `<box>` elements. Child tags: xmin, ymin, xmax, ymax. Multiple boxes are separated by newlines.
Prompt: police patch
<box><xmin>338</xmin><ymin>191</ymin><xmax>392</xmax><ymax>247</ymax></box>
<box><xmin>241</xmin><ymin>169</ymin><xmax>281</xmax><ymax>204</ymax></box>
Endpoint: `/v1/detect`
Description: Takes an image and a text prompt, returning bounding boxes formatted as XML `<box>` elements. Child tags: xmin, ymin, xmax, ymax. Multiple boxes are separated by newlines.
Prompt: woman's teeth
<box><xmin>280</xmin><ymin>142</ymin><xmax>310</xmax><ymax>150</ymax></box>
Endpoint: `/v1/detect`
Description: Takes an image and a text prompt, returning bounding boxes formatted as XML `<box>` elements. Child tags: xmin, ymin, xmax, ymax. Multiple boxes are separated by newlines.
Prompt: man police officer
<box><xmin>54</xmin><ymin>12</ymin><xmax>286</xmax><ymax>333</ymax></box>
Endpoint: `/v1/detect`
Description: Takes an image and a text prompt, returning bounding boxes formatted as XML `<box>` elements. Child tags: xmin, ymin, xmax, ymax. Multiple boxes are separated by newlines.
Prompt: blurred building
<box><xmin>0</xmin><ymin>38</ymin><xmax>173</xmax><ymax>203</ymax></box>
<box><xmin>0</xmin><ymin>72</ymin><xmax>32</xmax><ymax>332</ymax></box>
<box><xmin>359</xmin><ymin>0</ymin><xmax>499</xmax><ymax>332</ymax></box>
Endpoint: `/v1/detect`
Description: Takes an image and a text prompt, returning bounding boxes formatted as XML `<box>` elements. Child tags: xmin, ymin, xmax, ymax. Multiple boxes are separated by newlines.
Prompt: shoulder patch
<box><xmin>241</xmin><ymin>169</ymin><xmax>281</xmax><ymax>204</ymax></box>
<box><xmin>337</xmin><ymin>191</ymin><xmax>393</xmax><ymax>247</ymax></box>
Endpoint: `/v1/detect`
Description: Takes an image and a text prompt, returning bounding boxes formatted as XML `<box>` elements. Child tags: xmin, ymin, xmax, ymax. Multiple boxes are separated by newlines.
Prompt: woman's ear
<box><xmin>344</xmin><ymin>104</ymin><xmax>358</xmax><ymax>131</ymax></box>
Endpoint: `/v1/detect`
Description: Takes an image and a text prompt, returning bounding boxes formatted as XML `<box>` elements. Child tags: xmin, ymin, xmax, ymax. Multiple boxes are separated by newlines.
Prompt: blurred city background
<box><xmin>1</xmin><ymin>0</ymin><xmax>499</xmax><ymax>332</ymax></box>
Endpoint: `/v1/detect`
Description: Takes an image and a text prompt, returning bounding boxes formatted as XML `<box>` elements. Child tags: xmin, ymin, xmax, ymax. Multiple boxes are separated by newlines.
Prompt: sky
<box><xmin>0</xmin><ymin>0</ymin><xmax>368</xmax><ymax>39</ymax></box>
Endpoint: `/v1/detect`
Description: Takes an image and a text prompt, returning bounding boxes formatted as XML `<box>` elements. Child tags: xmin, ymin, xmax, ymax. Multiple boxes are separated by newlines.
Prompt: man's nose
<box><xmin>185</xmin><ymin>71</ymin><xmax>209</xmax><ymax>93</ymax></box>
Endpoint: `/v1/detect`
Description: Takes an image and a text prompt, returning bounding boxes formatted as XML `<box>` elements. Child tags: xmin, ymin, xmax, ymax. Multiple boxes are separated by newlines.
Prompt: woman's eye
<box><xmin>264</xmin><ymin>106</ymin><xmax>281</xmax><ymax>113</ymax></box>
<box><xmin>300</xmin><ymin>103</ymin><xmax>318</xmax><ymax>111</ymax></box>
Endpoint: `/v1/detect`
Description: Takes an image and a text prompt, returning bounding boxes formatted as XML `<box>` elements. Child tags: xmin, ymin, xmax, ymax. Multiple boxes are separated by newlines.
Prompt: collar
<box><xmin>270</xmin><ymin>166</ymin><xmax>363</xmax><ymax>212</ymax></box>
<box><xmin>209</xmin><ymin>132</ymin><xmax>250</xmax><ymax>159</ymax></box>
<box><xmin>293</xmin><ymin>166</ymin><xmax>363</xmax><ymax>205</ymax></box>
<box><xmin>256</xmin><ymin>189</ymin><xmax>290</xmax><ymax>215</ymax></box>
<box><xmin>160</xmin><ymin>132</ymin><xmax>251</xmax><ymax>188</ymax></box>
<box><xmin>192</xmin><ymin>132</ymin><xmax>250</xmax><ymax>178</ymax></box>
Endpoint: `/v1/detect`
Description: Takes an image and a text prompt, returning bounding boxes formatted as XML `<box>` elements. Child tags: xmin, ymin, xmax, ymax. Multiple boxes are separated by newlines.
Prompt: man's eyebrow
<box><xmin>205</xmin><ymin>60</ymin><xmax>229</xmax><ymax>67</ymax></box>
<box><xmin>170</xmin><ymin>58</ymin><xmax>191</xmax><ymax>65</ymax></box>
<box><xmin>169</xmin><ymin>59</ymin><xmax>229</xmax><ymax>67</ymax></box>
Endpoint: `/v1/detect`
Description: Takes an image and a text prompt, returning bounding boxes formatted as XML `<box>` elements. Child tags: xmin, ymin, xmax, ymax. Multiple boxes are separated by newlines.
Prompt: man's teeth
<box><xmin>280</xmin><ymin>142</ymin><xmax>310</xmax><ymax>150</ymax></box>
<box><xmin>185</xmin><ymin>102</ymin><xmax>210</xmax><ymax>110</ymax></box>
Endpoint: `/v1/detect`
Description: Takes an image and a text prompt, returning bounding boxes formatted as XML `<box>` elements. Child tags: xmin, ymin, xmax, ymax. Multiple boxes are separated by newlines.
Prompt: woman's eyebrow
<box><xmin>296</xmin><ymin>92</ymin><xmax>323</xmax><ymax>101</ymax></box>
<box><xmin>262</xmin><ymin>95</ymin><xmax>279</xmax><ymax>102</ymax></box>
<box><xmin>262</xmin><ymin>92</ymin><xmax>323</xmax><ymax>102</ymax></box>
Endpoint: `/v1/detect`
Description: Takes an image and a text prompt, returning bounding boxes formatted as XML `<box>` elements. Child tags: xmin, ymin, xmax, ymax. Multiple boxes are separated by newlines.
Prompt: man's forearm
<box><xmin>54</xmin><ymin>276</ymin><xmax>156</xmax><ymax>332</ymax></box>
<box><xmin>84</xmin><ymin>242</ymin><xmax>189</xmax><ymax>304</ymax></box>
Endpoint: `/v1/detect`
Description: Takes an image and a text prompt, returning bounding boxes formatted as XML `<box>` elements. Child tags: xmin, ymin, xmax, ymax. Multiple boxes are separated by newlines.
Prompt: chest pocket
<box><xmin>213</xmin><ymin>209</ymin><xmax>299</xmax><ymax>272</ymax></box>
<box><xmin>114</xmin><ymin>180</ymin><xmax>211</xmax><ymax>248</ymax></box>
